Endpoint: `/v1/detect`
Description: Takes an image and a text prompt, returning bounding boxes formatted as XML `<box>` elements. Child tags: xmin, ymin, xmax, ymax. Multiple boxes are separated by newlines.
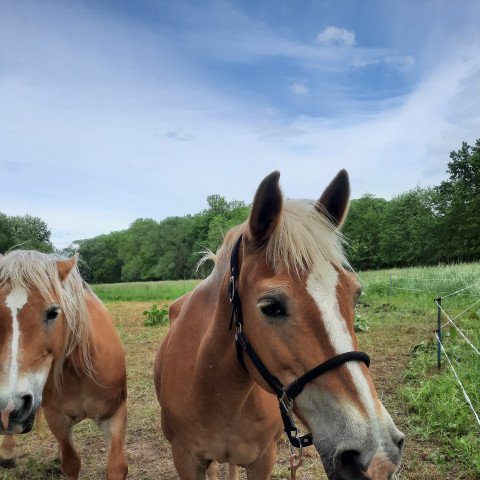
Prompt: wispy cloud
<box><xmin>316</xmin><ymin>26</ymin><xmax>356</xmax><ymax>47</ymax></box>
<box><xmin>291</xmin><ymin>83</ymin><xmax>309</xmax><ymax>95</ymax></box>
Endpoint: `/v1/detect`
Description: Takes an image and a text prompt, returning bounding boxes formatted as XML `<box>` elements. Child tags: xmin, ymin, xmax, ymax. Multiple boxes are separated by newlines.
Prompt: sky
<box><xmin>1</xmin><ymin>0</ymin><xmax>479</xmax><ymax>248</ymax></box>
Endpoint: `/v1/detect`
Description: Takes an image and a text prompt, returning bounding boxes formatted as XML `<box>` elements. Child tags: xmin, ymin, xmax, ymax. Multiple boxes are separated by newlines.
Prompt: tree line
<box><xmin>1</xmin><ymin>140</ymin><xmax>479</xmax><ymax>282</ymax></box>
<box><xmin>0</xmin><ymin>213</ymin><xmax>53</xmax><ymax>254</ymax></box>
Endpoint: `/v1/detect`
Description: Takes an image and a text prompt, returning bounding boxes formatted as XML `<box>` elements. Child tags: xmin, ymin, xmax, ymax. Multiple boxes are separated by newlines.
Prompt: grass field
<box><xmin>2</xmin><ymin>263</ymin><xmax>479</xmax><ymax>479</ymax></box>
<box><xmin>92</xmin><ymin>279</ymin><xmax>200</xmax><ymax>302</ymax></box>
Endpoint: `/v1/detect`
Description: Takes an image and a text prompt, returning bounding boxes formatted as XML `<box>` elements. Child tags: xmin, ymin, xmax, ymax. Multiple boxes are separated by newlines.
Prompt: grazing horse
<box><xmin>0</xmin><ymin>251</ymin><xmax>127</xmax><ymax>480</ymax></box>
<box><xmin>155</xmin><ymin>170</ymin><xmax>404</xmax><ymax>480</ymax></box>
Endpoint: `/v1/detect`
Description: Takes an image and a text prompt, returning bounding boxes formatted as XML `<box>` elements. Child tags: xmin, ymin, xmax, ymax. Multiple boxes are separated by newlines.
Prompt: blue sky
<box><xmin>1</xmin><ymin>0</ymin><xmax>479</xmax><ymax>248</ymax></box>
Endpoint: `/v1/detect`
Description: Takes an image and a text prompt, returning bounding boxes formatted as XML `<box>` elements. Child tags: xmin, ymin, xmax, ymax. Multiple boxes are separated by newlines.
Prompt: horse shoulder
<box><xmin>168</xmin><ymin>291</ymin><xmax>192</xmax><ymax>325</ymax></box>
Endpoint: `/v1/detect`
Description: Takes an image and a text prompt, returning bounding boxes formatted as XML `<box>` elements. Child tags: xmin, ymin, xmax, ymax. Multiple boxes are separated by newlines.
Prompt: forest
<box><xmin>1</xmin><ymin>139</ymin><xmax>479</xmax><ymax>283</ymax></box>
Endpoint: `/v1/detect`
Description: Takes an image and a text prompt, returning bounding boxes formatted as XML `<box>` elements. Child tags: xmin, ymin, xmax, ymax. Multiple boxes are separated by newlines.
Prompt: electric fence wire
<box><xmin>435</xmin><ymin>332</ymin><xmax>480</xmax><ymax>428</ymax></box>
<box><xmin>440</xmin><ymin>297</ymin><xmax>480</xmax><ymax>329</ymax></box>
<box><xmin>440</xmin><ymin>282</ymin><xmax>480</xmax><ymax>299</ymax></box>
<box><xmin>435</xmin><ymin>300</ymin><xmax>480</xmax><ymax>356</ymax></box>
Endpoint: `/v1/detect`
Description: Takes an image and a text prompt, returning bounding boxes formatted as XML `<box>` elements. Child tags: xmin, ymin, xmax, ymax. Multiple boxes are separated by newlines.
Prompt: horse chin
<box><xmin>315</xmin><ymin>447</ymin><xmax>341</xmax><ymax>480</ymax></box>
<box><xmin>0</xmin><ymin>410</ymin><xmax>37</xmax><ymax>435</ymax></box>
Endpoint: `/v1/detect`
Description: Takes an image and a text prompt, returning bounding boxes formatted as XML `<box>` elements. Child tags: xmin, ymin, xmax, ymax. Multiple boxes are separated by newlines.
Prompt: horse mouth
<box><xmin>0</xmin><ymin>411</ymin><xmax>36</xmax><ymax>435</ymax></box>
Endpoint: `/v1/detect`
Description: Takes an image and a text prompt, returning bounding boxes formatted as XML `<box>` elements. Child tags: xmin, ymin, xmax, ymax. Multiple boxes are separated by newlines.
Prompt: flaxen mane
<box><xmin>0</xmin><ymin>250</ymin><xmax>95</xmax><ymax>386</ymax></box>
<box><xmin>200</xmin><ymin>199</ymin><xmax>349</xmax><ymax>275</ymax></box>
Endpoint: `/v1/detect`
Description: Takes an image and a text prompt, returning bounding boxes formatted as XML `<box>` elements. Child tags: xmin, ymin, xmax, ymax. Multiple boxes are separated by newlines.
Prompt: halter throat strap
<box><xmin>228</xmin><ymin>234</ymin><xmax>371</xmax><ymax>449</ymax></box>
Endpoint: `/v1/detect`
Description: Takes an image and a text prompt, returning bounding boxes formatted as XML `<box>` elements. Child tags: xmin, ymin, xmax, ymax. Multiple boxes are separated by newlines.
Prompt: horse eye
<box><xmin>259</xmin><ymin>299</ymin><xmax>286</xmax><ymax>317</ymax></box>
<box><xmin>45</xmin><ymin>306</ymin><xmax>60</xmax><ymax>323</ymax></box>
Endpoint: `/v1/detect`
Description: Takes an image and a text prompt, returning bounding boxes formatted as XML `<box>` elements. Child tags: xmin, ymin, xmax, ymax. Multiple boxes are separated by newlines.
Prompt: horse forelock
<box><xmin>0</xmin><ymin>250</ymin><xmax>95</xmax><ymax>387</ymax></box>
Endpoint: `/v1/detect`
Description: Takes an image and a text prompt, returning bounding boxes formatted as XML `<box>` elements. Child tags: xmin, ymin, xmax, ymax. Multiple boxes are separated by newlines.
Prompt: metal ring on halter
<box><xmin>279</xmin><ymin>389</ymin><xmax>293</xmax><ymax>414</ymax></box>
<box><xmin>228</xmin><ymin>276</ymin><xmax>236</xmax><ymax>302</ymax></box>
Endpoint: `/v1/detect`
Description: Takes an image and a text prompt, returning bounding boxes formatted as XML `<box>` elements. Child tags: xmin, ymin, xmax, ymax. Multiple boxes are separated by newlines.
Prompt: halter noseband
<box><xmin>228</xmin><ymin>234</ymin><xmax>370</xmax><ymax>449</ymax></box>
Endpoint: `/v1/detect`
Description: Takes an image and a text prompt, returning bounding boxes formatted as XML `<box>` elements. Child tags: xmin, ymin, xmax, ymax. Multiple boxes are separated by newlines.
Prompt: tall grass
<box><xmin>356</xmin><ymin>263</ymin><xmax>480</xmax><ymax>476</ymax></box>
<box><xmin>92</xmin><ymin>279</ymin><xmax>200</xmax><ymax>302</ymax></box>
<box><xmin>358</xmin><ymin>262</ymin><xmax>480</xmax><ymax>299</ymax></box>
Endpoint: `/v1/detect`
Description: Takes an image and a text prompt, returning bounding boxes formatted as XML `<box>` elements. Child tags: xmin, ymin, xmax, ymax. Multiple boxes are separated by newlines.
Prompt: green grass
<box><xmin>357</xmin><ymin>263</ymin><xmax>480</xmax><ymax>477</ymax></box>
<box><xmin>400</xmin><ymin>300</ymin><xmax>480</xmax><ymax>477</ymax></box>
<box><xmin>92</xmin><ymin>279</ymin><xmax>200</xmax><ymax>302</ymax></box>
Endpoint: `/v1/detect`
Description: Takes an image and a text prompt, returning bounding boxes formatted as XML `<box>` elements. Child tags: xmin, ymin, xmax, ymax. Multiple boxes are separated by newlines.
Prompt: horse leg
<box><xmin>228</xmin><ymin>463</ymin><xmax>240</xmax><ymax>480</ymax></box>
<box><xmin>43</xmin><ymin>406</ymin><xmax>81</xmax><ymax>480</ymax></box>
<box><xmin>206</xmin><ymin>460</ymin><xmax>220</xmax><ymax>480</ymax></box>
<box><xmin>0</xmin><ymin>435</ymin><xmax>16</xmax><ymax>468</ymax></box>
<box><xmin>245</xmin><ymin>442</ymin><xmax>276</xmax><ymax>480</ymax></box>
<box><xmin>98</xmin><ymin>400</ymin><xmax>128</xmax><ymax>480</ymax></box>
<box><xmin>171</xmin><ymin>441</ymin><xmax>206</xmax><ymax>480</ymax></box>
<box><xmin>207</xmin><ymin>460</ymin><xmax>239</xmax><ymax>479</ymax></box>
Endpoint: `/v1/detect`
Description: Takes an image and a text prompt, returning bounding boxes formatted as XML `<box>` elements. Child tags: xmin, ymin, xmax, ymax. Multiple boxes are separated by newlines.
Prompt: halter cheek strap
<box><xmin>228</xmin><ymin>234</ymin><xmax>370</xmax><ymax>449</ymax></box>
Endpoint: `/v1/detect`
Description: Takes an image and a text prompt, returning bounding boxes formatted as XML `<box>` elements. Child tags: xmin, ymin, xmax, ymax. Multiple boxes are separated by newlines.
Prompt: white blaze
<box><xmin>5</xmin><ymin>287</ymin><xmax>28</xmax><ymax>393</ymax></box>
<box><xmin>307</xmin><ymin>264</ymin><xmax>377</xmax><ymax>418</ymax></box>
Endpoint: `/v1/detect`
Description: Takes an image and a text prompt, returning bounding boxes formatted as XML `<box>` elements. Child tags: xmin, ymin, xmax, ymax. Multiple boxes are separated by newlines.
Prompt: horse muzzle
<box><xmin>0</xmin><ymin>392</ymin><xmax>38</xmax><ymax>435</ymax></box>
<box><xmin>316</xmin><ymin>428</ymin><xmax>404</xmax><ymax>480</ymax></box>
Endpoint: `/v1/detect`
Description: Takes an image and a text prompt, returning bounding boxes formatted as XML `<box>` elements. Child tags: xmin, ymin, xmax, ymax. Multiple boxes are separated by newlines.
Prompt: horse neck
<box><xmin>197</xmin><ymin>254</ymin><xmax>254</xmax><ymax>393</ymax></box>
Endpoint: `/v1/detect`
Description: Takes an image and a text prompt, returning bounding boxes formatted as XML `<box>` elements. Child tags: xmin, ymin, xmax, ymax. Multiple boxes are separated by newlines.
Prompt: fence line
<box><xmin>440</xmin><ymin>282</ymin><xmax>479</xmax><ymax>299</ymax></box>
<box><xmin>441</xmin><ymin>297</ymin><xmax>480</xmax><ymax>328</ymax></box>
<box><xmin>435</xmin><ymin>333</ymin><xmax>480</xmax><ymax>428</ymax></box>
<box><xmin>435</xmin><ymin>300</ymin><xmax>480</xmax><ymax>356</ymax></box>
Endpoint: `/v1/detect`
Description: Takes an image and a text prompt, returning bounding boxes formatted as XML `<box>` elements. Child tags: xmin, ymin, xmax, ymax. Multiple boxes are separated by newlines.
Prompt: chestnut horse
<box><xmin>0</xmin><ymin>251</ymin><xmax>127</xmax><ymax>479</ymax></box>
<box><xmin>155</xmin><ymin>170</ymin><xmax>404</xmax><ymax>480</ymax></box>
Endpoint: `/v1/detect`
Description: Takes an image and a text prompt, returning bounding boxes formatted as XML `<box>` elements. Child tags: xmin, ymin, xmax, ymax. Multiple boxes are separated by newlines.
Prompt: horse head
<box><xmin>230</xmin><ymin>170</ymin><xmax>404</xmax><ymax>479</ymax></box>
<box><xmin>0</xmin><ymin>252</ymin><xmax>79</xmax><ymax>434</ymax></box>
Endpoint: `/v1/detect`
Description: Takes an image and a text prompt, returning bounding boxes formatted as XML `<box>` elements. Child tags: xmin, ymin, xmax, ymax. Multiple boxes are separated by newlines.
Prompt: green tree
<box><xmin>342</xmin><ymin>195</ymin><xmax>388</xmax><ymax>270</ymax></box>
<box><xmin>379</xmin><ymin>188</ymin><xmax>438</xmax><ymax>267</ymax></box>
<box><xmin>436</xmin><ymin>139</ymin><xmax>480</xmax><ymax>262</ymax></box>
<box><xmin>0</xmin><ymin>213</ymin><xmax>53</xmax><ymax>253</ymax></box>
<box><xmin>76</xmin><ymin>233</ymin><xmax>123</xmax><ymax>283</ymax></box>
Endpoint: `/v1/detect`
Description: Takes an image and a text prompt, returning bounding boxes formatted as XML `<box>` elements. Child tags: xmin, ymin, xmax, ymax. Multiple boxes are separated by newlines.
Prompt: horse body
<box><xmin>155</xmin><ymin>170</ymin><xmax>404</xmax><ymax>480</ymax></box>
<box><xmin>157</xmin><ymin>265</ymin><xmax>283</xmax><ymax>476</ymax></box>
<box><xmin>0</xmin><ymin>251</ymin><xmax>127</xmax><ymax>480</ymax></box>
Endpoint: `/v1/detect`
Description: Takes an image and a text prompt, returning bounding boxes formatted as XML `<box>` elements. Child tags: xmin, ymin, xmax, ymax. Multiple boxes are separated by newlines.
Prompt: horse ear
<box><xmin>316</xmin><ymin>169</ymin><xmax>350</xmax><ymax>228</ymax></box>
<box><xmin>56</xmin><ymin>254</ymin><xmax>79</xmax><ymax>281</ymax></box>
<box><xmin>247</xmin><ymin>171</ymin><xmax>283</xmax><ymax>244</ymax></box>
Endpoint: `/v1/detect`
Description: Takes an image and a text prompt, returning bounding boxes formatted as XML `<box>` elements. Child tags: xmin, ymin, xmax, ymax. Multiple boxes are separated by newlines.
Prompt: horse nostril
<box><xmin>16</xmin><ymin>393</ymin><xmax>34</xmax><ymax>423</ymax></box>
<box><xmin>396</xmin><ymin>435</ymin><xmax>405</xmax><ymax>452</ymax></box>
<box><xmin>336</xmin><ymin>449</ymin><xmax>363</xmax><ymax>479</ymax></box>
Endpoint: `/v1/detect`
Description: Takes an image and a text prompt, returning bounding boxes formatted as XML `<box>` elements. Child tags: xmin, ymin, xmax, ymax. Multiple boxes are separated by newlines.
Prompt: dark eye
<box><xmin>44</xmin><ymin>306</ymin><xmax>60</xmax><ymax>324</ymax></box>
<box><xmin>259</xmin><ymin>299</ymin><xmax>287</xmax><ymax>317</ymax></box>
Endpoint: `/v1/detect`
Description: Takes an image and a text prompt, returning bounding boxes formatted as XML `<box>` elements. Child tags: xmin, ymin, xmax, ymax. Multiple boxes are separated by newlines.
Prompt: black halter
<box><xmin>228</xmin><ymin>234</ymin><xmax>370</xmax><ymax>449</ymax></box>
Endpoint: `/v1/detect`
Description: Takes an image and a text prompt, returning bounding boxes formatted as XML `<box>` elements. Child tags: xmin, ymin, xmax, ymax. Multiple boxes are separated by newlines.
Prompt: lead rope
<box><xmin>290</xmin><ymin>443</ymin><xmax>303</xmax><ymax>480</ymax></box>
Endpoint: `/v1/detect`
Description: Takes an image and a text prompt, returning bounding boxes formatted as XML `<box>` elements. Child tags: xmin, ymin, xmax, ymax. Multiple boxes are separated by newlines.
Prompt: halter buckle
<box><xmin>279</xmin><ymin>389</ymin><xmax>293</xmax><ymax>414</ymax></box>
<box><xmin>235</xmin><ymin>321</ymin><xmax>243</xmax><ymax>336</ymax></box>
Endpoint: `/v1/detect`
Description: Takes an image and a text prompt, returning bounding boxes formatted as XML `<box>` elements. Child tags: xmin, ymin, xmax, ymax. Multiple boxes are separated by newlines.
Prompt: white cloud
<box><xmin>316</xmin><ymin>26</ymin><xmax>356</xmax><ymax>47</ymax></box>
<box><xmin>0</xmin><ymin>2</ymin><xmax>479</xmax><ymax>249</ymax></box>
<box><xmin>291</xmin><ymin>83</ymin><xmax>309</xmax><ymax>95</ymax></box>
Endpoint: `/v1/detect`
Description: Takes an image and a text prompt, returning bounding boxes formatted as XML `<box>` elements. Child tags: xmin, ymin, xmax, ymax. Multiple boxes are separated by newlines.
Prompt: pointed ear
<box><xmin>316</xmin><ymin>169</ymin><xmax>350</xmax><ymax>228</ymax></box>
<box><xmin>56</xmin><ymin>254</ymin><xmax>78</xmax><ymax>281</ymax></box>
<box><xmin>247</xmin><ymin>171</ymin><xmax>283</xmax><ymax>244</ymax></box>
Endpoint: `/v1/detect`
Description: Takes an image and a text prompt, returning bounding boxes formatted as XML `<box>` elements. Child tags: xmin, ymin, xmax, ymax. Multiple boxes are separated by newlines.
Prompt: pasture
<box><xmin>2</xmin><ymin>263</ymin><xmax>479</xmax><ymax>479</ymax></box>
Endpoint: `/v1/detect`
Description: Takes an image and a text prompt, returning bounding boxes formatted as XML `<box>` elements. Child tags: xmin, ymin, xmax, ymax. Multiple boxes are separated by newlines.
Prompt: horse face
<box><xmin>239</xmin><ymin>171</ymin><xmax>404</xmax><ymax>480</ymax></box>
<box><xmin>0</xmin><ymin>258</ymin><xmax>74</xmax><ymax>435</ymax></box>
